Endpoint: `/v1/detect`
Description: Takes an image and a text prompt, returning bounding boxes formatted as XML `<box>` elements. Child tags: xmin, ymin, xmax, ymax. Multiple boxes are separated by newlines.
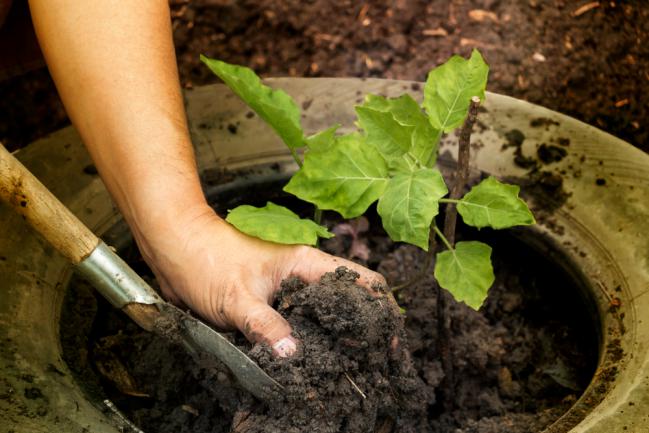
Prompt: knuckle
<box><xmin>373</xmin><ymin>271</ymin><xmax>388</xmax><ymax>286</ymax></box>
<box><xmin>207</xmin><ymin>280</ymin><xmax>240</xmax><ymax>329</ymax></box>
<box><xmin>293</xmin><ymin>244</ymin><xmax>315</xmax><ymax>262</ymax></box>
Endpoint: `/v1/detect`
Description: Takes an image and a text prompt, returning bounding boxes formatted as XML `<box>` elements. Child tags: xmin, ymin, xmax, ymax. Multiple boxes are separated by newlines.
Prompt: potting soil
<box><xmin>61</xmin><ymin>220</ymin><xmax>598</xmax><ymax>433</ymax></box>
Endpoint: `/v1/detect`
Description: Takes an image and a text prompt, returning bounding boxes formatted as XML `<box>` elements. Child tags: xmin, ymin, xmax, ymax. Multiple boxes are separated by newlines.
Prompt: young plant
<box><xmin>200</xmin><ymin>50</ymin><xmax>535</xmax><ymax>310</ymax></box>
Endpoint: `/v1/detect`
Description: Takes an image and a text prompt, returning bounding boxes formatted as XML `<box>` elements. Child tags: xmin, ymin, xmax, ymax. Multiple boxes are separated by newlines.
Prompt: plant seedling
<box><xmin>200</xmin><ymin>49</ymin><xmax>535</xmax><ymax>311</ymax></box>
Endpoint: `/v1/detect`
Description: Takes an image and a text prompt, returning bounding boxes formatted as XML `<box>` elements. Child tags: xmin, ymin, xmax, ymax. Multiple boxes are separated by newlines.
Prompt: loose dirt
<box><xmin>231</xmin><ymin>268</ymin><xmax>428</xmax><ymax>433</ymax></box>
<box><xmin>1</xmin><ymin>1</ymin><xmax>647</xmax><ymax>153</ymax></box>
<box><xmin>61</xmin><ymin>205</ymin><xmax>598</xmax><ymax>433</ymax></box>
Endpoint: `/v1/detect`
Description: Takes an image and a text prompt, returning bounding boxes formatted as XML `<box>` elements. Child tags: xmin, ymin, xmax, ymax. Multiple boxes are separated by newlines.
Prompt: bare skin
<box><xmin>27</xmin><ymin>0</ymin><xmax>384</xmax><ymax>357</ymax></box>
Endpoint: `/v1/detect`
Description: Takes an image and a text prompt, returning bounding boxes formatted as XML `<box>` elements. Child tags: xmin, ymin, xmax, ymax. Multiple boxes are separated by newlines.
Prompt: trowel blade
<box><xmin>158</xmin><ymin>303</ymin><xmax>283</xmax><ymax>402</ymax></box>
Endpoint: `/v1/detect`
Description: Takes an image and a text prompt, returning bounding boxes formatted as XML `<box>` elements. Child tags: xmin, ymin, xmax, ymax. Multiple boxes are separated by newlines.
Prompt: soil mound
<box><xmin>234</xmin><ymin>267</ymin><xmax>430</xmax><ymax>433</ymax></box>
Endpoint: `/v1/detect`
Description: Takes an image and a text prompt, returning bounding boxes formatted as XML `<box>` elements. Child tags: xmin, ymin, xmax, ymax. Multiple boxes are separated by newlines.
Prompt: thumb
<box><xmin>232</xmin><ymin>294</ymin><xmax>297</xmax><ymax>358</ymax></box>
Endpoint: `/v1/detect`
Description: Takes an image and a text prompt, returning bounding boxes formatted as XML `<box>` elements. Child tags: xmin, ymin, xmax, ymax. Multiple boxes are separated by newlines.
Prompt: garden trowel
<box><xmin>0</xmin><ymin>144</ymin><xmax>282</xmax><ymax>402</ymax></box>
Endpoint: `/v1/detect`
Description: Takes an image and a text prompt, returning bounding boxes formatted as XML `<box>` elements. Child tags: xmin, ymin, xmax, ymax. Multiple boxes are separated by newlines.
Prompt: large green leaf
<box><xmin>284</xmin><ymin>134</ymin><xmax>389</xmax><ymax>219</ymax></box>
<box><xmin>377</xmin><ymin>168</ymin><xmax>448</xmax><ymax>250</ymax></box>
<box><xmin>423</xmin><ymin>49</ymin><xmax>489</xmax><ymax>132</ymax></box>
<box><xmin>434</xmin><ymin>241</ymin><xmax>494</xmax><ymax>310</ymax></box>
<box><xmin>200</xmin><ymin>56</ymin><xmax>304</xmax><ymax>149</ymax></box>
<box><xmin>226</xmin><ymin>202</ymin><xmax>332</xmax><ymax>246</ymax></box>
<box><xmin>457</xmin><ymin>177</ymin><xmax>535</xmax><ymax>229</ymax></box>
<box><xmin>356</xmin><ymin>106</ymin><xmax>414</xmax><ymax>158</ymax></box>
<box><xmin>359</xmin><ymin>94</ymin><xmax>440</xmax><ymax>168</ymax></box>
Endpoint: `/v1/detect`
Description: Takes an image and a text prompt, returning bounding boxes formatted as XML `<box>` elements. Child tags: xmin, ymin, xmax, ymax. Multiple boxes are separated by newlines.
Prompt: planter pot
<box><xmin>1</xmin><ymin>78</ymin><xmax>648</xmax><ymax>432</ymax></box>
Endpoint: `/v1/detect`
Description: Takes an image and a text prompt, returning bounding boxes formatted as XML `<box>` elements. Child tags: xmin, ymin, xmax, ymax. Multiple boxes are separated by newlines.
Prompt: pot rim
<box><xmin>1</xmin><ymin>78</ymin><xmax>648</xmax><ymax>432</ymax></box>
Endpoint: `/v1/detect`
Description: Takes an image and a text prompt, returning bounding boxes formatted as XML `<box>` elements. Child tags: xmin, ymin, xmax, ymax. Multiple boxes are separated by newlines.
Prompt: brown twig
<box><xmin>443</xmin><ymin>96</ymin><xmax>481</xmax><ymax>245</ymax></box>
<box><xmin>344</xmin><ymin>372</ymin><xmax>367</xmax><ymax>399</ymax></box>
<box><xmin>571</xmin><ymin>2</ymin><xmax>600</xmax><ymax>17</ymax></box>
<box><xmin>231</xmin><ymin>409</ymin><xmax>254</xmax><ymax>433</ymax></box>
<box><xmin>438</xmin><ymin>96</ymin><xmax>481</xmax><ymax>411</ymax></box>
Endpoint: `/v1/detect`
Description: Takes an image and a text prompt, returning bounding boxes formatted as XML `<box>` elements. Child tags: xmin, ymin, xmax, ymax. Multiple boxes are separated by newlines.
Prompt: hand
<box><xmin>133</xmin><ymin>203</ymin><xmax>386</xmax><ymax>357</ymax></box>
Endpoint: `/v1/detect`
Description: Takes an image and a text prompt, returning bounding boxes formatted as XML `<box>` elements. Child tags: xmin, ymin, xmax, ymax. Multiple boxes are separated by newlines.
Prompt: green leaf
<box><xmin>226</xmin><ymin>202</ymin><xmax>332</xmax><ymax>246</ymax></box>
<box><xmin>424</xmin><ymin>49</ymin><xmax>489</xmax><ymax>132</ymax></box>
<box><xmin>434</xmin><ymin>241</ymin><xmax>494</xmax><ymax>309</ymax></box>
<box><xmin>200</xmin><ymin>56</ymin><xmax>304</xmax><ymax>149</ymax></box>
<box><xmin>457</xmin><ymin>177</ymin><xmax>536</xmax><ymax>229</ymax></box>
<box><xmin>284</xmin><ymin>134</ymin><xmax>389</xmax><ymax>219</ymax></box>
<box><xmin>356</xmin><ymin>106</ymin><xmax>414</xmax><ymax>158</ymax></box>
<box><xmin>377</xmin><ymin>168</ymin><xmax>448</xmax><ymax>250</ymax></box>
<box><xmin>360</xmin><ymin>94</ymin><xmax>440</xmax><ymax>167</ymax></box>
<box><xmin>363</xmin><ymin>94</ymin><xmax>424</xmax><ymax>126</ymax></box>
<box><xmin>386</xmin><ymin>152</ymin><xmax>419</xmax><ymax>174</ymax></box>
<box><xmin>305</xmin><ymin>124</ymin><xmax>339</xmax><ymax>152</ymax></box>
<box><xmin>410</xmin><ymin>122</ymin><xmax>440</xmax><ymax>167</ymax></box>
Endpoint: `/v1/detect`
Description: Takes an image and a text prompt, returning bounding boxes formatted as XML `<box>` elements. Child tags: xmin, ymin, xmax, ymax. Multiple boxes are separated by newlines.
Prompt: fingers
<box><xmin>293</xmin><ymin>246</ymin><xmax>387</xmax><ymax>291</ymax></box>
<box><xmin>290</xmin><ymin>247</ymin><xmax>402</xmax><ymax>317</ymax></box>
<box><xmin>232</xmin><ymin>294</ymin><xmax>297</xmax><ymax>358</ymax></box>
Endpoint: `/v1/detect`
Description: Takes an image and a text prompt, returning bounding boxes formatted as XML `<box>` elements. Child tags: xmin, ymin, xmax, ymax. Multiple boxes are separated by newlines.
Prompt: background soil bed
<box><xmin>2</xmin><ymin>0</ymin><xmax>647</xmax><ymax>153</ymax></box>
<box><xmin>60</xmin><ymin>176</ymin><xmax>600</xmax><ymax>433</ymax></box>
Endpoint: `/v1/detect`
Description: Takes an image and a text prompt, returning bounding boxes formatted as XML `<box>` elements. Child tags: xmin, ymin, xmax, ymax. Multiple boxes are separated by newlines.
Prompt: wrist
<box><xmin>130</xmin><ymin>198</ymin><xmax>216</xmax><ymax>244</ymax></box>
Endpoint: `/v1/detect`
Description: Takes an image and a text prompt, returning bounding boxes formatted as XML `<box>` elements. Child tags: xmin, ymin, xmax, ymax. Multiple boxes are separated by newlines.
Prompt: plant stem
<box><xmin>432</xmin><ymin>223</ymin><xmax>455</xmax><ymax>412</ymax></box>
<box><xmin>313</xmin><ymin>207</ymin><xmax>323</xmax><ymax>247</ymax></box>
<box><xmin>438</xmin><ymin>96</ymin><xmax>481</xmax><ymax>411</ymax></box>
<box><xmin>313</xmin><ymin>208</ymin><xmax>323</xmax><ymax>225</ymax></box>
<box><xmin>290</xmin><ymin>147</ymin><xmax>324</xmax><ymax>241</ymax></box>
<box><xmin>289</xmin><ymin>148</ymin><xmax>303</xmax><ymax>168</ymax></box>
<box><xmin>433</xmin><ymin>225</ymin><xmax>453</xmax><ymax>251</ymax></box>
<box><xmin>443</xmin><ymin>96</ymin><xmax>481</xmax><ymax>245</ymax></box>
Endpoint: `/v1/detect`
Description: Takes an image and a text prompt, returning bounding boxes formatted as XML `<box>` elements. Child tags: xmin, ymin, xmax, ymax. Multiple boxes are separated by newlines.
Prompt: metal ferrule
<box><xmin>75</xmin><ymin>241</ymin><xmax>162</xmax><ymax>308</ymax></box>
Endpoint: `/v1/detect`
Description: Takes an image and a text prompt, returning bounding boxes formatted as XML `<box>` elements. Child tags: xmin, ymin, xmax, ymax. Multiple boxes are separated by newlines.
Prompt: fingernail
<box><xmin>272</xmin><ymin>336</ymin><xmax>297</xmax><ymax>358</ymax></box>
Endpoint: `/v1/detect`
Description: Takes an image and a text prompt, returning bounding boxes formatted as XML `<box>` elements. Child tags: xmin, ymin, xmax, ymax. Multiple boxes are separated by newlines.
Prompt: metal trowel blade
<box><xmin>158</xmin><ymin>303</ymin><xmax>283</xmax><ymax>402</ymax></box>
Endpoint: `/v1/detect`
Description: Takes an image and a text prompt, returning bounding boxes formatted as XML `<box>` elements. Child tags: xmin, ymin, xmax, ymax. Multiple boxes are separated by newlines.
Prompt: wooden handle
<box><xmin>122</xmin><ymin>303</ymin><xmax>161</xmax><ymax>332</ymax></box>
<box><xmin>0</xmin><ymin>143</ymin><xmax>100</xmax><ymax>264</ymax></box>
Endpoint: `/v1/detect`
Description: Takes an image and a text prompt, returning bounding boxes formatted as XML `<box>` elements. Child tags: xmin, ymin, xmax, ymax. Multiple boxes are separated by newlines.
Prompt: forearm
<box><xmin>26</xmin><ymin>0</ymin><xmax>386</xmax><ymax>353</ymax></box>
<box><xmin>28</xmin><ymin>0</ymin><xmax>208</xmax><ymax>241</ymax></box>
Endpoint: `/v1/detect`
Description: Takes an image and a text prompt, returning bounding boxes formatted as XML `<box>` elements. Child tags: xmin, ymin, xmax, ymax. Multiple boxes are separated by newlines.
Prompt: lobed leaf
<box><xmin>363</xmin><ymin>94</ymin><xmax>425</xmax><ymax>126</ymax></box>
<box><xmin>457</xmin><ymin>177</ymin><xmax>535</xmax><ymax>229</ymax></box>
<box><xmin>359</xmin><ymin>94</ymin><xmax>440</xmax><ymax>168</ymax></box>
<box><xmin>410</xmin><ymin>122</ymin><xmax>441</xmax><ymax>168</ymax></box>
<box><xmin>200</xmin><ymin>56</ymin><xmax>305</xmax><ymax>149</ymax></box>
<box><xmin>356</xmin><ymin>106</ymin><xmax>414</xmax><ymax>158</ymax></box>
<box><xmin>284</xmin><ymin>134</ymin><xmax>389</xmax><ymax>219</ymax></box>
<box><xmin>434</xmin><ymin>241</ymin><xmax>495</xmax><ymax>310</ymax></box>
<box><xmin>423</xmin><ymin>49</ymin><xmax>489</xmax><ymax>133</ymax></box>
<box><xmin>226</xmin><ymin>202</ymin><xmax>332</xmax><ymax>246</ymax></box>
<box><xmin>305</xmin><ymin>124</ymin><xmax>340</xmax><ymax>152</ymax></box>
<box><xmin>377</xmin><ymin>168</ymin><xmax>448</xmax><ymax>250</ymax></box>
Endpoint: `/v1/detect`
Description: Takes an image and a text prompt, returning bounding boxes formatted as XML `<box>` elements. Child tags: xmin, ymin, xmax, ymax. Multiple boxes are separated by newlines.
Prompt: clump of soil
<box><xmin>500</xmin><ymin>128</ymin><xmax>572</xmax><ymax>215</ymax></box>
<box><xmin>234</xmin><ymin>268</ymin><xmax>429</xmax><ymax>433</ymax></box>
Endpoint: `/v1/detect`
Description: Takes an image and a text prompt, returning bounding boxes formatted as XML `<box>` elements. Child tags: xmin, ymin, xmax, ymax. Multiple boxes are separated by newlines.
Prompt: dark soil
<box><xmin>1</xmin><ymin>1</ymin><xmax>648</xmax><ymax>153</ymax></box>
<box><xmin>61</xmin><ymin>197</ymin><xmax>599</xmax><ymax>433</ymax></box>
<box><xmin>377</xmin><ymin>237</ymin><xmax>596</xmax><ymax>433</ymax></box>
<box><xmin>231</xmin><ymin>268</ymin><xmax>428</xmax><ymax>433</ymax></box>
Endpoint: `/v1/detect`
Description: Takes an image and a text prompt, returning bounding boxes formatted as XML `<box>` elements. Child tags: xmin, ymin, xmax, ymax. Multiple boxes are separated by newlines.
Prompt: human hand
<box><xmin>133</xmin><ymin>203</ymin><xmax>386</xmax><ymax>358</ymax></box>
